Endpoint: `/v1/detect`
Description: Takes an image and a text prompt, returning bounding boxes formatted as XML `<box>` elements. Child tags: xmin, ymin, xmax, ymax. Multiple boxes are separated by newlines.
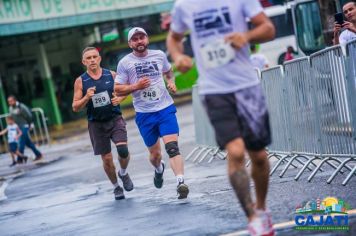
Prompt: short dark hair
<box><xmin>82</xmin><ymin>47</ymin><xmax>99</xmax><ymax>57</ymax></box>
<box><xmin>6</xmin><ymin>115</ymin><xmax>14</xmax><ymax>121</ymax></box>
<box><xmin>343</xmin><ymin>1</ymin><xmax>356</xmax><ymax>7</ymax></box>
<box><xmin>7</xmin><ymin>95</ymin><xmax>17</xmax><ymax>100</ymax></box>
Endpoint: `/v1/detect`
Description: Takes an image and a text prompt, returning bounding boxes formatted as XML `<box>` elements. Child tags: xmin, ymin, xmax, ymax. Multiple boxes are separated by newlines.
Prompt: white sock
<box><xmin>120</xmin><ymin>168</ymin><xmax>127</xmax><ymax>176</ymax></box>
<box><xmin>113</xmin><ymin>182</ymin><xmax>119</xmax><ymax>189</ymax></box>
<box><xmin>176</xmin><ymin>175</ymin><xmax>184</xmax><ymax>185</ymax></box>
<box><xmin>155</xmin><ymin>161</ymin><xmax>164</xmax><ymax>174</ymax></box>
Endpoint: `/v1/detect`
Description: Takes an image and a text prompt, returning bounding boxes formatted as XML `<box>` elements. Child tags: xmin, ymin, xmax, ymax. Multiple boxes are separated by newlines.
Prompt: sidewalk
<box><xmin>0</xmin><ymin>140</ymin><xmax>79</xmax><ymax>180</ymax></box>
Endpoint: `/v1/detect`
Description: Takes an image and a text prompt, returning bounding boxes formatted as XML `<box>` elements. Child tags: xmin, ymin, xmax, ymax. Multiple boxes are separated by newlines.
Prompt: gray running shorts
<box><xmin>202</xmin><ymin>84</ymin><xmax>271</xmax><ymax>151</ymax></box>
<box><xmin>88</xmin><ymin>115</ymin><xmax>128</xmax><ymax>155</ymax></box>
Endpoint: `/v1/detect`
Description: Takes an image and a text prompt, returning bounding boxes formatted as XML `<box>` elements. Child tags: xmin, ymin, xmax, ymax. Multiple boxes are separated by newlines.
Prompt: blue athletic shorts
<box><xmin>8</xmin><ymin>142</ymin><xmax>18</xmax><ymax>153</ymax></box>
<box><xmin>135</xmin><ymin>104</ymin><xmax>179</xmax><ymax>147</ymax></box>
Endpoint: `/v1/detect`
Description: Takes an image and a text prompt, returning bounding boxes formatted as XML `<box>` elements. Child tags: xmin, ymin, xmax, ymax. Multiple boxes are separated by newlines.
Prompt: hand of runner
<box><xmin>224</xmin><ymin>32</ymin><xmax>249</xmax><ymax>49</ymax></box>
<box><xmin>167</xmin><ymin>82</ymin><xmax>177</xmax><ymax>94</ymax></box>
<box><xmin>86</xmin><ymin>86</ymin><xmax>96</xmax><ymax>99</ymax></box>
<box><xmin>111</xmin><ymin>92</ymin><xmax>125</xmax><ymax>106</ymax></box>
<box><xmin>175</xmin><ymin>55</ymin><xmax>193</xmax><ymax>73</ymax></box>
<box><xmin>135</xmin><ymin>77</ymin><xmax>150</xmax><ymax>90</ymax></box>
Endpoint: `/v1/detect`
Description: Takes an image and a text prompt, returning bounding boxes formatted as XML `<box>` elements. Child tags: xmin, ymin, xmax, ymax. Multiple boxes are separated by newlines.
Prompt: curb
<box><xmin>220</xmin><ymin>209</ymin><xmax>356</xmax><ymax>236</ymax></box>
<box><xmin>0</xmin><ymin>156</ymin><xmax>64</xmax><ymax>182</ymax></box>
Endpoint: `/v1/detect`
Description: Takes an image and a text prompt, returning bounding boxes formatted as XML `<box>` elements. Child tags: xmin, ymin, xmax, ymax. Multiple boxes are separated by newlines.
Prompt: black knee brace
<box><xmin>116</xmin><ymin>144</ymin><xmax>129</xmax><ymax>159</ymax></box>
<box><xmin>165</xmin><ymin>141</ymin><xmax>180</xmax><ymax>158</ymax></box>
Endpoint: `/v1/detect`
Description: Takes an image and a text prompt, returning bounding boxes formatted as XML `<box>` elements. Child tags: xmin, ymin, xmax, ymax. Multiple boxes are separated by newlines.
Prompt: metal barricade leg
<box><xmin>270</xmin><ymin>154</ymin><xmax>291</xmax><ymax>176</ymax></box>
<box><xmin>327</xmin><ymin>158</ymin><xmax>353</xmax><ymax>184</ymax></box>
<box><xmin>31</xmin><ymin>108</ymin><xmax>50</xmax><ymax>146</ymax></box>
<box><xmin>307</xmin><ymin>157</ymin><xmax>342</xmax><ymax>182</ymax></box>
<box><xmin>279</xmin><ymin>154</ymin><xmax>310</xmax><ymax>178</ymax></box>
<box><xmin>208</xmin><ymin>147</ymin><xmax>220</xmax><ymax>163</ymax></box>
<box><xmin>342</xmin><ymin>164</ymin><xmax>356</xmax><ymax>186</ymax></box>
<box><xmin>294</xmin><ymin>155</ymin><xmax>321</xmax><ymax>172</ymax></box>
<box><xmin>186</xmin><ymin>146</ymin><xmax>201</xmax><ymax>161</ymax></box>
<box><xmin>198</xmin><ymin>147</ymin><xmax>214</xmax><ymax>163</ymax></box>
<box><xmin>322</xmin><ymin>158</ymin><xmax>345</xmax><ymax>174</ymax></box>
<box><xmin>267</xmin><ymin>153</ymin><xmax>282</xmax><ymax>162</ymax></box>
<box><xmin>295</xmin><ymin>156</ymin><xmax>321</xmax><ymax>181</ymax></box>
<box><xmin>216</xmin><ymin>151</ymin><xmax>227</xmax><ymax>160</ymax></box>
<box><xmin>193</xmin><ymin>146</ymin><xmax>209</xmax><ymax>163</ymax></box>
<box><xmin>250</xmin><ymin>153</ymin><xmax>297</xmax><ymax>169</ymax></box>
<box><xmin>268</xmin><ymin>153</ymin><xmax>297</xmax><ymax>167</ymax></box>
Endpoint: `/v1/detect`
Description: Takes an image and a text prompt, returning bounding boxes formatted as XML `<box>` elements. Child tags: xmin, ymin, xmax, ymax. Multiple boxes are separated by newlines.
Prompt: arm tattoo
<box><xmin>229</xmin><ymin>169</ymin><xmax>255</xmax><ymax>218</ymax></box>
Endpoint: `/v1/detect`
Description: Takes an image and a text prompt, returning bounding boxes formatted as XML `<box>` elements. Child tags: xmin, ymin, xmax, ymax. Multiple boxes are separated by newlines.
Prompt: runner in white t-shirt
<box><xmin>115</xmin><ymin>27</ymin><xmax>189</xmax><ymax>199</ymax></box>
<box><xmin>167</xmin><ymin>0</ymin><xmax>275</xmax><ymax>235</ymax></box>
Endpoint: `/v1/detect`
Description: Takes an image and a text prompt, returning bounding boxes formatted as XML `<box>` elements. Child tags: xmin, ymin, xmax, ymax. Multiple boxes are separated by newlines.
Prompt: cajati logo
<box><xmin>294</xmin><ymin>197</ymin><xmax>351</xmax><ymax>231</ymax></box>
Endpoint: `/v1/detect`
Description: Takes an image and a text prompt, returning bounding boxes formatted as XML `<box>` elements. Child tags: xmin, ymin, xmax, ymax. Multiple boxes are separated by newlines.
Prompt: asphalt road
<box><xmin>0</xmin><ymin>103</ymin><xmax>355</xmax><ymax>236</ymax></box>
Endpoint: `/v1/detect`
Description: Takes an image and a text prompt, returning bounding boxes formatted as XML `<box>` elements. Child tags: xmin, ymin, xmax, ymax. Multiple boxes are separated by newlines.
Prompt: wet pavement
<box><xmin>0</xmin><ymin>103</ymin><xmax>355</xmax><ymax>236</ymax></box>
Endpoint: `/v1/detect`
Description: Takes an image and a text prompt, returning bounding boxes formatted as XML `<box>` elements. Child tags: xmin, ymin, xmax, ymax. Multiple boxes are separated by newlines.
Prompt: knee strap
<box><xmin>116</xmin><ymin>144</ymin><xmax>129</xmax><ymax>159</ymax></box>
<box><xmin>165</xmin><ymin>141</ymin><xmax>180</xmax><ymax>158</ymax></box>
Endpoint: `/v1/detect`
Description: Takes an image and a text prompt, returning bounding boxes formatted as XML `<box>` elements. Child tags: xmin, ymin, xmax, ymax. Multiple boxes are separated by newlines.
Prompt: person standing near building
<box><xmin>284</xmin><ymin>46</ymin><xmax>297</xmax><ymax>62</ymax></box>
<box><xmin>0</xmin><ymin>116</ymin><xmax>28</xmax><ymax>166</ymax></box>
<box><xmin>114</xmin><ymin>27</ymin><xmax>189</xmax><ymax>199</ymax></box>
<box><xmin>72</xmin><ymin>47</ymin><xmax>133</xmax><ymax>200</ymax></box>
<box><xmin>333</xmin><ymin>1</ymin><xmax>356</xmax><ymax>45</ymax></box>
<box><xmin>167</xmin><ymin>0</ymin><xmax>275</xmax><ymax>235</ymax></box>
<box><xmin>7</xmin><ymin>95</ymin><xmax>43</xmax><ymax>162</ymax></box>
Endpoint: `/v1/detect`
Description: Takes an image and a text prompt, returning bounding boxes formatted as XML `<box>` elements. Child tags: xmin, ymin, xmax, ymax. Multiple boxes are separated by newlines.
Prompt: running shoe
<box><xmin>154</xmin><ymin>162</ymin><xmax>165</xmax><ymax>189</ymax></box>
<box><xmin>118</xmin><ymin>173</ymin><xmax>134</xmax><ymax>191</ymax></box>
<box><xmin>248</xmin><ymin>212</ymin><xmax>275</xmax><ymax>236</ymax></box>
<box><xmin>256</xmin><ymin>209</ymin><xmax>274</xmax><ymax>234</ymax></box>
<box><xmin>177</xmin><ymin>181</ymin><xmax>189</xmax><ymax>199</ymax></box>
<box><xmin>114</xmin><ymin>186</ymin><xmax>125</xmax><ymax>200</ymax></box>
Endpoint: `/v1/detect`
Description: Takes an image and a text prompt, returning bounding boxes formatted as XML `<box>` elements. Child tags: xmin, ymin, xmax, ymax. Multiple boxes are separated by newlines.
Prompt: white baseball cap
<box><xmin>127</xmin><ymin>27</ymin><xmax>147</xmax><ymax>41</ymax></box>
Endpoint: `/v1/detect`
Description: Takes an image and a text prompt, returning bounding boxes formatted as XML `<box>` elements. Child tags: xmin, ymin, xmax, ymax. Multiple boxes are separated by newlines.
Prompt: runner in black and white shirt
<box><xmin>73</xmin><ymin>47</ymin><xmax>133</xmax><ymax>201</ymax></box>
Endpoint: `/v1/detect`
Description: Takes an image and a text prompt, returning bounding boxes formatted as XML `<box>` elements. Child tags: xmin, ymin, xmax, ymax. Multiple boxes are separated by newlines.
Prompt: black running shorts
<box><xmin>88</xmin><ymin>115</ymin><xmax>128</xmax><ymax>155</ymax></box>
<box><xmin>202</xmin><ymin>85</ymin><xmax>271</xmax><ymax>151</ymax></box>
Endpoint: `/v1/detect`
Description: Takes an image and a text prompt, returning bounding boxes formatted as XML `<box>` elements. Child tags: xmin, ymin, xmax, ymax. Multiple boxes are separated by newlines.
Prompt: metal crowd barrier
<box><xmin>30</xmin><ymin>108</ymin><xmax>51</xmax><ymax>146</ymax></box>
<box><xmin>185</xmin><ymin>85</ymin><xmax>227</xmax><ymax>163</ymax></box>
<box><xmin>0</xmin><ymin>107</ymin><xmax>50</xmax><ymax>153</ymax></box>
<box><xmin>258</xmin><ymin>64</ymin><xmax>316</xmax><ymax>174</ymax></box>
<box><xmin>346</xmin><ymin>39</ymin><xmax>356</xmax><ymax>141</ymax></box>
<box><xmin>187</xmin><ymin>40</ymin><xmax>355</xmax><ymax>185</ymax></box>
<box><xmin>263</xmin><ymin>41</ymin><xmax>356</xmax><ymax>185</ymax></box>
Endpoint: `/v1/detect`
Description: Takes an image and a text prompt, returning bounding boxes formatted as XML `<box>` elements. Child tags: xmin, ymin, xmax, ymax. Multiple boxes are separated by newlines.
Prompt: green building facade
<box><xmin>0</xmin><ymin>0</ymin><xmax>174</xmax><ymax>126</ymax></box>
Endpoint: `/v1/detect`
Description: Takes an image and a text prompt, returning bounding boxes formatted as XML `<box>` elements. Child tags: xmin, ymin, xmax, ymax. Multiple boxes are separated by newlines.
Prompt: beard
<box><xmin>133</xmin><ymin>44</ymin><xmax>148</xmax><ymax>53</ymax></box>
